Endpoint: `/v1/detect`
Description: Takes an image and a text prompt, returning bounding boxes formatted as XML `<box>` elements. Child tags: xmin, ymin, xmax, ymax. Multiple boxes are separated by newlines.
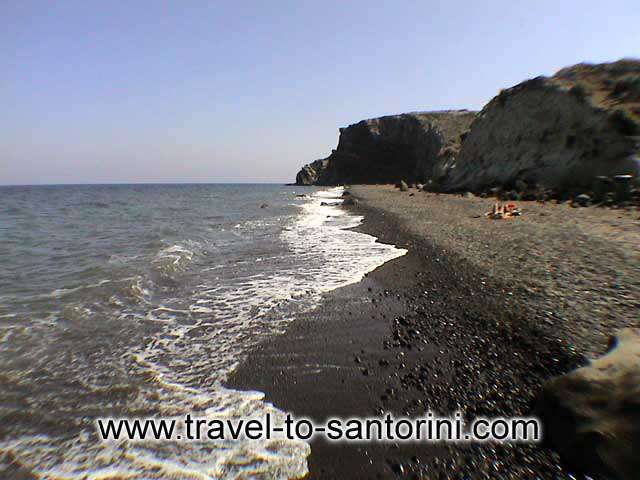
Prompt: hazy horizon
<box><xmin>2</xmin><ymin>0</ymin><xmax>638</xmax><ymax>185</ymax></box>
<box><xmin>0</xmin><ymin>181</ymin><xmax>298</xmax><ymax>186</ymax></box>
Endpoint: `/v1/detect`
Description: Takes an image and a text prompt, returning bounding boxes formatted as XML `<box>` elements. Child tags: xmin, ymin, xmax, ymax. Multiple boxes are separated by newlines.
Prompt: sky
<box><xmin>1</xmin><ymin>0</ymin><xmax>639</xmax><ymax>185</ymax></box>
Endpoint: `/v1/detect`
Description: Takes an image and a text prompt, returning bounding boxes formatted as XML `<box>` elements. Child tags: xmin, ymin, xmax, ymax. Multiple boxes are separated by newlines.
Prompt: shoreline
<box><xmin>226</xmin><ymin>185</ymin><xmax>639</xmax><ymax>478</ymax></box>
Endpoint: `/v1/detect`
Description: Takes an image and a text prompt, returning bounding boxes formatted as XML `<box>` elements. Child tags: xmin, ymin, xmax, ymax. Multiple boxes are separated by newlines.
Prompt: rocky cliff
<box><xmin>295</xmin><ymin>111</ymin><xmax>477</xmax><ymax>185</ymax></box>
<box><xmin>295</xmin><ymin>60</ymin><xmax>640</xmax><ymax>191</ymax></box>
<box><xmin>295</xmin><ymin>159</ymin><xmax>329</xmax><ymax>185</ymax></box>
<box><xmin>445</xmin><ymin>60</ymin><xmax>640</xmax><ymax>192</ymax></box>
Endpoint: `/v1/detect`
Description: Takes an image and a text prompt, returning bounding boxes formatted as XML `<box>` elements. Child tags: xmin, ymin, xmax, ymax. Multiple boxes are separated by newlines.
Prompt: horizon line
<box><xmin>0</xmin><ymin>181</ymin><xmax>297</xmax><ymax>187</ymax></box>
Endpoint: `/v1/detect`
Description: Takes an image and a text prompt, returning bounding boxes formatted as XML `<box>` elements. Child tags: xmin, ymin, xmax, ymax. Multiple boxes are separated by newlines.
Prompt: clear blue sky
<box><xmin>2</xmin><ymin>0</ymin><xmax>638</xmax><ymax>185</ymax></box>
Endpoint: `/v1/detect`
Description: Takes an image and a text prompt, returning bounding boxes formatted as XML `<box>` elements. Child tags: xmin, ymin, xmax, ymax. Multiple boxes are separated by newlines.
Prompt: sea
<box><xmin>0</xmin><ymin>184</ymin><xmax>406</xmax><ymax>479</ymax></box>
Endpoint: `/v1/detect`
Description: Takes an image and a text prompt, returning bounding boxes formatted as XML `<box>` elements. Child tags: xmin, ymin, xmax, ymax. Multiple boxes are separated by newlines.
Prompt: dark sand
<box><xmin>227</xmin><ymin>185</ymin><xmax>639</xmax><ymax>479</ymax></box>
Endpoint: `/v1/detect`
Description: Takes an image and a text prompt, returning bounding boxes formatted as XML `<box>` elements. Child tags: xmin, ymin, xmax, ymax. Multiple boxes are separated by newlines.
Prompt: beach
<box><xmin>4</xmin><ymin>4</ymin><xmax>639</xmax><ymax>478</ymax></box>
<box><xmin>0</xmin><ymin>184</ymin><xmax>406</xmax><ymax>479</ymax></box>
<box><xmin>227</xmin><ymin>185</ymin><xmax>640</xmax><ymax>478</ymax></box>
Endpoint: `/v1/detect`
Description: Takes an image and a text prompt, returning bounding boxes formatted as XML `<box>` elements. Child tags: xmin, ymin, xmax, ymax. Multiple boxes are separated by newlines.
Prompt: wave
<box><xmin>282</xmin><ymin>186</ymin><xmax>406</xmax><ymax>291</ymax></box>
<box><xmin>0</xmin><ymin>187</ymin><xmax>406</xmax><ymax>480</ymax></box>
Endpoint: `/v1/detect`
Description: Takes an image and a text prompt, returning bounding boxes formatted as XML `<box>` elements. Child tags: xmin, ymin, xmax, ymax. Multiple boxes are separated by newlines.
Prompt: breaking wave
<box><xmin>0</xmin><ymin>185</ymin><xmax>405</xmax><ymax>479</ymax></box>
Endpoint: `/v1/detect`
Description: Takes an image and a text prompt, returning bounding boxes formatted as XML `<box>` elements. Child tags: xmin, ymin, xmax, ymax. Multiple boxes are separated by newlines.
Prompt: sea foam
<box><xmin>0</xmin><ymin>187</ymin><xmax>406</xmax><ymax>480</ymax></box>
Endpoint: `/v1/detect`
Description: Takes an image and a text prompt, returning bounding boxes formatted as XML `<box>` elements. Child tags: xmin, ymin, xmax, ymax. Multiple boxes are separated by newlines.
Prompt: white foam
<box><xmin>282</xmin><ymin>186</ymin><xmax>407</xmax><ymax>291</ymax></box>
<box><xmin>1</xmin><ymin>187</ymin><xmax>406</xmax><ymax>480</ymax></box>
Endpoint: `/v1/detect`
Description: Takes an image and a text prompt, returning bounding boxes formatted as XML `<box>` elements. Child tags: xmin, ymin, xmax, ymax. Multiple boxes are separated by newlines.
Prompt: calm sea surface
<box><xmin>0</xmin><ymin>184</ymin><xmax>405</xmax><ymax>479</ymax></box>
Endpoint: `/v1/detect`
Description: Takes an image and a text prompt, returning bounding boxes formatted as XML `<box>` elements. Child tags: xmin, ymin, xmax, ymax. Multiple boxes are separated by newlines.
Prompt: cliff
<box><xmin>295</xmin><ymin>60</ymin><xmax>640</xmax><ymax>192</ymax></box>
<box><xmin>445</xmin><ymin>60</ymin><xmax>640</xmax><ymax>192</ymax></box>
<box><xmin>295</xmin><ymin>159</ymin><xmax>329</xmax><ymax>185</ymax></box>
<box><xmin>295</xmin><ymin>111</ymin><xmax>477</xmax><ymax>185</ymax></box>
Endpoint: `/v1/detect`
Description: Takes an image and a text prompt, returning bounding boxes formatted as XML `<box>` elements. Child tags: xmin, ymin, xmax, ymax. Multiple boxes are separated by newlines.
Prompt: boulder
<box><xmin>572</xmin><ymin>193</ymin><xmax>592</xmax><ymax>207</ymax></box>
<box><xmin>536</xmin><ymin>329</ymin><xmax>640</xmax><ymax>480</ymax></box>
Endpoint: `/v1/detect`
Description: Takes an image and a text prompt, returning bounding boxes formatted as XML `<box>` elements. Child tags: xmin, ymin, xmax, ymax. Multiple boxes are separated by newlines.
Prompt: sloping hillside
<box><xmin>445</xmin><ymin>60</ymin><xmax>640</xmax><ymax>192</ymax></box>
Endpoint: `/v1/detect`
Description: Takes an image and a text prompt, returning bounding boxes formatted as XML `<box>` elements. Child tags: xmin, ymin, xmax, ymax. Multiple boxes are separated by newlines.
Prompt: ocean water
<box><xmin>0</xmin><ymin>184</ymin><xmax>406</xmax><ymax>479</ymax></box>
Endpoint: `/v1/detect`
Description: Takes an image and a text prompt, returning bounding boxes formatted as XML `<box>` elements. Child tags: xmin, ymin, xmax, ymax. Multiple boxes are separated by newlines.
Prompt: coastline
<box><xmin>226</xmin><ymin>185</ymin><xmax>639</xmax><ymax>478</ymax></box>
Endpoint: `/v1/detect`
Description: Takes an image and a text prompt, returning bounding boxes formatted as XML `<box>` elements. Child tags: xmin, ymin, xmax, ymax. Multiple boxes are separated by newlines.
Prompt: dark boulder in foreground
<box><xmin>536</xmin><ymin>328</ymin><xmax>640</xmax><ymax>480</ymax></box>
<box><xmin>446</xmin><ymin>60</ymin><xmax>640</xmax><ymax>193</ymax></box>
<box><xmin>295</xmin><ymin>110</ymin><xmax>476</xmax><ymax>185</ymax></box>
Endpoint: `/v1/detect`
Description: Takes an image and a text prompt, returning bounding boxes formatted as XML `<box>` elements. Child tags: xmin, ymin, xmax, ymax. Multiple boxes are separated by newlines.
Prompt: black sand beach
<box><xmin>227</xmin><ymin>185</ymin><xmax>640</xmax><ymax>479</ymax></box>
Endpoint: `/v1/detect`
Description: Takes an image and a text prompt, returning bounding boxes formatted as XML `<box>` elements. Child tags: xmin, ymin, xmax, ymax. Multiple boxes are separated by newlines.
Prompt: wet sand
<box><xmin>227</xmin><ymin>185</ymin><xmax>639</xmax><ymax>479</ymax></box>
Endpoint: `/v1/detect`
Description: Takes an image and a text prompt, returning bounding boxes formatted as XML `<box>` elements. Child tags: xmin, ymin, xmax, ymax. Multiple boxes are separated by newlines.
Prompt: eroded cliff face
<box><xmin>295</xmin><ymin>159</ymin><xmax>328</xmax><ymax>185</ymax></box>
<box><xmin>446</xmin><ymin>60</ymin><xmax>640</xmax><ymax>192</ymax></box>
<box><xmin>295</xmin><ymin>111</ymin><xmax>476</xmax><ymax>185</ymax></box>
<box><xmin>295</xmin><ymin>60</ymin><xmax>640</xmax><ymax>191</ymax></box>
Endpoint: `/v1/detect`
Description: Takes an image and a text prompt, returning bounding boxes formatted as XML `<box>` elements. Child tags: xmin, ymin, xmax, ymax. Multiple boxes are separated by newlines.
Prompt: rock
<box><xmin>522</xmin><ymin>184</ymin><xmax>544</xmax><ymax>201</ymax></box>
<box><xmin>295</xmin><ymin>111</ymin><xmax>476</xmax><ymax>185</ymax></box>
<box><xmin>295</xmin><ymin>159</ymin><xmax>329</xmax><ymax>185</ymax></box>
<box><xmin>508</xmin><ymin>190</ymin><xmax>520</xmax><ymax>201</ymax></box>
<box><xmin>294</xmin><ymin>61</ymin><xmax>639</xmax><ymax>191</ymax></box>
<box><xmin>342</xmin><ymin>197</ymin><xmax>357</xmax><ymax>206</ymax></box>
<box><xmin>416</xmin><ymin>183</ymin><xmax>424</xmax><ymax>190</ymax></box>
<box><xmin>536</xmin><ymin>329</ymin><xmax>640</xmax><ymax>480</ymax></box>
<box><xmin>603</xmin><ymin>192</ymin><xmax>616</xmax><ymax>206</ymax></box>
<box><xmin>572</xmin><ymin>193</ymin><xmax>592</xmax><ymax>207</ymax></box>
<box><xmin>515</xmin><ymin>179</ymin><xmax>528</xmax><ymax>193</ymax></box>
<box><xmin>260</xmin><ymin>203</ymin><xmax>268</xmax><ymax>208</ymax></box>
<box><xmin>399</xmin><ymin>180</ymin><xmax>409</xmax><ymax>192</ymax></box>
<box><xmin>446</xmin><ymin>60</ymin><xmax>640</xmax><ymax>193</ymax></box>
